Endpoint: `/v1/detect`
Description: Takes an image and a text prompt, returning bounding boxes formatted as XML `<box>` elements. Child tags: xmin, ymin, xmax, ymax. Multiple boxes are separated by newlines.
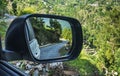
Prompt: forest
<box><xmin>0</xmin><ymin>0</ymin><xmax>120</xmax><ymax>76</ymax></box>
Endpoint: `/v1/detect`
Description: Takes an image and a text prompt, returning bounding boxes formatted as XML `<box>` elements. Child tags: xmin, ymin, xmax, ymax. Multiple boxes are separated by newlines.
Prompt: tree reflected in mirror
<box><xmin>26</xmin><ymin>17</ymin><xmax>72</xmax><ymax>60</ymax></box>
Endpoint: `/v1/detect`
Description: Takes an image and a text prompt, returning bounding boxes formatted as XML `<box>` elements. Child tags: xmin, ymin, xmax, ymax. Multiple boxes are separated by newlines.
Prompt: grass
<box><xmin>64</xmin><ymin>50</ymin><xmax>103</xmax><ymax>76</ymax></box>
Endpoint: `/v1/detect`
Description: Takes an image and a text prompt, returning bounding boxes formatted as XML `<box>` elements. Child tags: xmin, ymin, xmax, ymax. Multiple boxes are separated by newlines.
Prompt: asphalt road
<box><xmin>39</xmin><ymin>41</ymin><xmax>68</xmax><ymax>60</ymax></box>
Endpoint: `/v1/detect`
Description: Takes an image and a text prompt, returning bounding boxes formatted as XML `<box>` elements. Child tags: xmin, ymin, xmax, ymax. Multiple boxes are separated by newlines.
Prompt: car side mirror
<box><xmin>4</xmin><ymin>14</ymin><xmax>83</xmax><ymax>63</ymax></box>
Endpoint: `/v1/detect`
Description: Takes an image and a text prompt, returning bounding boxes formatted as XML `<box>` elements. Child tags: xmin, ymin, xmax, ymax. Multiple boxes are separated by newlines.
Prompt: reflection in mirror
<box><xmin>26</xmin><ymin>17</ymin><xmax>72</xmax><ymax>60</ymax></box>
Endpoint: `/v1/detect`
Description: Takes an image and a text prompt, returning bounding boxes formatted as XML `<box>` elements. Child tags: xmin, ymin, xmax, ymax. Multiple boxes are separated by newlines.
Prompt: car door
<box><xmin>0</xmin><ymin>37</ymin><xmax>28</xmax><ymax>76</ymax></box>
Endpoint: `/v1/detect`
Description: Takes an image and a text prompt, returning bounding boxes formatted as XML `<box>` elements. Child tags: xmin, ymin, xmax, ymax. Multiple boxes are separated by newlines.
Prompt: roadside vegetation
<box><xmin>0</xmin><ymin>0</ymin><xmax>120</xmax><ymax>76</ymax></box>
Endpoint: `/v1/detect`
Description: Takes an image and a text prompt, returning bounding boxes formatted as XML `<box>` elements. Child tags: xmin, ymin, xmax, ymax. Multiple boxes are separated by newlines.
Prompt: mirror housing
<box><xmin>4</xmin><ymin>14</ymin><xmax>83</xmax><ymax>63</ymax></box>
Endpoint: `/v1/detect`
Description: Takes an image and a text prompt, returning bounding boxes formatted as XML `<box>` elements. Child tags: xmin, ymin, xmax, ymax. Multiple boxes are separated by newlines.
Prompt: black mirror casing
<box><xmin>4</xmin><ymin>14</ymin><xmax>83</xmax><ymax>63</ymax></box>
<box><xmin>4</xmin><ymin>15</ymin><xmax>31</xmax><ymax>60</ymax></box>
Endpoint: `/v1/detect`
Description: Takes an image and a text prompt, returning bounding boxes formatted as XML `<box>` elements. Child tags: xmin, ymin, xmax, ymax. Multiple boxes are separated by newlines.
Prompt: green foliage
<box><xmin>29</xmin><ymin>17</ymin><xmax>62</xmax><ymax>45</ymax></box>
<box><xmin>49</xmin><ymin>19</ymin><xmax>62</xmax><ymax>36</ymax></box>
<box><xmin>0</xmin><ymin>0</ymin><xmax>120</xmax><ymax>75</ymax></box>
<box><xmin>114</xmin><ymin>48</ymin><xmax>120</xmax><ymax>74</ymax></box>
<box><xmin>61</xmin><ymin>28</ymin><xmax>72</xmax><ymax>42</ymax></box>
<box><xmin>19</xmin><ymin>7</ymin><xmax>36</xmax><ymax>15</ymax></box>
<box><xmin>67</xmin><ymin>50</ymin><xmax>102</xmax><ymax>76</ymax></box>
<box><xmin>0</xmin><ymin>0</ymin><xmax>8</xmax><ymax>17</ymax></box>
<box><xmin>0</xmin><ymin>20</ymin><xmax>7</xmax><ymax>38</ymax></box>
<box><xmin>7</xmin><ymin>0</ymin><xmax>38</xmax><ymax>16</ymax></box>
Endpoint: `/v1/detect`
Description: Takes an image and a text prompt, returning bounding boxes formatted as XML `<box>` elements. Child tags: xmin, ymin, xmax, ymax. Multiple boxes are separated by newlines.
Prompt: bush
<box><xmin>19</xmin><ymin>7</ymin><xmax>36</xmax><ymax>15</ymax></box>
<box><xmin>66</xmin><ymin>50</ymin><xmax>102</xmax><ymax>76</ymax></box>
<box><xmin>0</xmin><ymin>20</ymin><xmax>7</xmax><ymax>37</ymax></box>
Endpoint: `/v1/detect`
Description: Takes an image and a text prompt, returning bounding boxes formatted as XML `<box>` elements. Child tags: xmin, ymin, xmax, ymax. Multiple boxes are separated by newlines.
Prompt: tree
<box><xmin>49</xmin><ymin>19</ymin><xmax>62</xmax><ymax>41</ymax></box>
<box><xmin>0</xmin><ymin>0</ymin><xmax>8</xmax><ymax>38</ymax></box>
<box><xmin>0</xmin><ymin>0</ymin><xmax>8</xmax><ymax>17</ymax></box>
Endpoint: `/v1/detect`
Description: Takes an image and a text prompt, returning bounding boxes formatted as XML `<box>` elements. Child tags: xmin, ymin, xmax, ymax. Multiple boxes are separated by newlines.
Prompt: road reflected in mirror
<box><xmin>26</xmin><ymin>17</ymin><xmax>72</xmax><ymax>60</ymax></box>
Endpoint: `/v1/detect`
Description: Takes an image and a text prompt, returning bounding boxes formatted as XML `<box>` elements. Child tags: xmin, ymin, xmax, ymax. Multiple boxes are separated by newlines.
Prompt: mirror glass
<box><xmin>26</xmin><ymin>17</ymin><xmax>72</xmax><ymax>60</ymax></box>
